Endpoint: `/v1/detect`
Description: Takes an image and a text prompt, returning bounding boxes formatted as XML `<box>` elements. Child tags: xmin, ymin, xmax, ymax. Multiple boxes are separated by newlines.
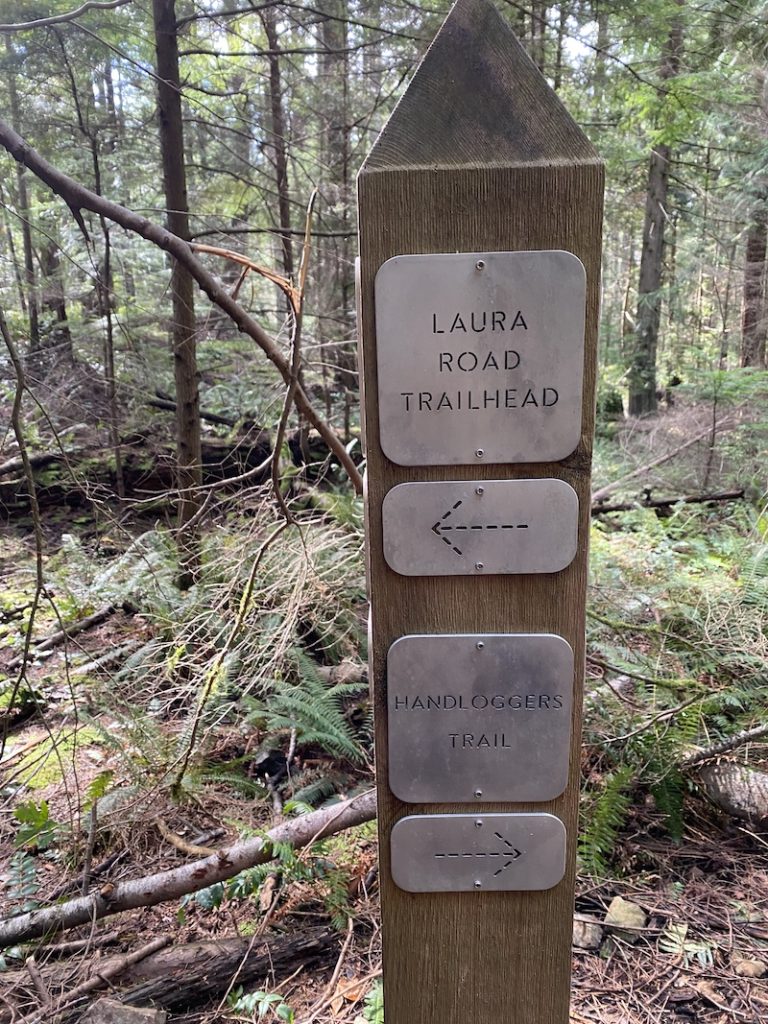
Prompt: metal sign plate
<box><xmin>390</xmin><ymin>813</ymin><xmax>567</xmax><ymax>892</ymax></box>
<box><xmin>375</xmin><ymin>250</ymin><xmax>586</xmax><ymax>465</ymax></box>
<box><xmin>382</xmin><ymin>478</ymin><xmax>578</xmax><ymax>576</ymax></box>
<box><xmin>388</xmin><ymin>633</ymin><xmax>573</xmax><ymax>803</ymax></box>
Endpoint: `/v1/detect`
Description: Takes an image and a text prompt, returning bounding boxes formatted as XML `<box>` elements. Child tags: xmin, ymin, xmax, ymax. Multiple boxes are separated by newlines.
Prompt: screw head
<box><xmin>475</xmin><ymin>562</ymin><xmax>484</xmax><ymax>571</ymax></box>
<box><xmin>475</xmin><ymin>448</ymin><xmax>484</xmax><ymax>459</ymax></box>
<box><xmin>474</xmin><ymin>788</ymin><xmax>483</xmax><ymax>799</ymax></box>
<box><xmin>475</xmin><ymin>819</ymin><xmax>483</xmax><ymax>828</ymax></box>
<box><xmin>475</xmin><ymin>259</ymin><xmax>486</xmax><ymax>271</ymax></box>
<box><xmin>476</xmin><ymin>641</ymin><xmax>484</xmax><ymax>650</ymax></box>
<box><xmin>474</xmin><ymin>880</ymin><xmax>483</xmax><ymax>889</ymax></box>
<box><xmin>475</xmin><ymin>486</ymin><xmax>484</xmax><ymax>495</ymax></box>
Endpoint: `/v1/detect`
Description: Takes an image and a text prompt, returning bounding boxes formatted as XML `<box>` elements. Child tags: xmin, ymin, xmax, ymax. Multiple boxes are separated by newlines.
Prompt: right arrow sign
<box><xmin>391</xmin><ymin>813</ymin><xmax>567</xmax><ymax>893</ymax></box>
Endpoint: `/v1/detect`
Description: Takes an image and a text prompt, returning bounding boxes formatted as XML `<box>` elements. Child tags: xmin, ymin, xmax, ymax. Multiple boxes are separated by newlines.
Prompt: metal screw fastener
<box><xmin>475</xmin><ymin>820</ymin><xmax>483</xmax><ymax>828</ymax></box>
<box><xmin>474</xmin><ymin>880</ymin><xmax>483</xmax><ymax>889</ymax></box>
<box><xmin>475</xmin><ymin>562</ymin><xmax>484</xmax><ymax>571</ymax></box>
<box><xmin>475</xmin><ymin>259</ymin><xmax>485</xmax><ymax>271</ymax></box>
<box><xmin>474</xmin><ymin>789</ymin><xmax>483</xmax><ymax>799</ymax></box>
<box><xmin>476</xmin><ymin>641</ymin><xmax>485</xmax><ymax>650</ymax></box>
<box><xmin>475</xmin><ymin>486</ymin><xmax>484</xmax><ymax>495</ymax></box>
<box><xmin>475</xmin><ymin>448</ymin><xmax>484</xmax><ymax>458</ymax></box>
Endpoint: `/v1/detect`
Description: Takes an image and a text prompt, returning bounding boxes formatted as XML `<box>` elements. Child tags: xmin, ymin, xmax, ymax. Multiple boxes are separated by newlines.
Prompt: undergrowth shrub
<box><xmin>581</xmin><ymin>500</ymin><xmax>768</xmax><ymax>874</ymax></box>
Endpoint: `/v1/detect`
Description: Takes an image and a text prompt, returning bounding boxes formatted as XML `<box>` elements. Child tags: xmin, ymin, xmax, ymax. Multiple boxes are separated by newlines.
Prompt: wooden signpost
<box><xmin>357</xmin><ymin>0</ymin><xmax>603</xmax><ymax>1020</ymax></box>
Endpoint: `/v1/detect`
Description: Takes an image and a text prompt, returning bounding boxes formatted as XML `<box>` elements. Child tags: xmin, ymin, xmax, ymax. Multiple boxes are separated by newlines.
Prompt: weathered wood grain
<box><xmin>357</xmin><ymin>1</ymin><xmax>603</xmax><ymax>1021</ymax></box>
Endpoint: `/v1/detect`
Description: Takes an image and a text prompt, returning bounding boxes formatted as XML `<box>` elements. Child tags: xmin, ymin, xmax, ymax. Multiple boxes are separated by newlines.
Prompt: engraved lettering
<box><xmin>505</xmin><ymin>350</ymin><xmax>521</xmax><ymax>370</ymax></box>
<box><xmin>543</xmin><ymin>387</ymin><xmax>559</xmax><ymax>406</ymax></box>
<box><xmin>510</xmin><ymin>310</ymin><xmax>528</xmax><ymax>330</ymax></box>
<box><xmin>394</xmin><ymin>695</ymin><xmax>408</xmax><ymax>710</ymax></box>
<box><xmin>482</xmin><ymin>351</ymin><xmax>499</xmax><ymax>370</ymax></box>
<box><xmin>491</xmin><ymin>311</ymin><xmax>506</xmax><ymax>331</ymax></box>
<box><xmin>418</xmin><ymin>392</ymin><xmax>432</xmax><ymax>411</ymax></box>
<box><xmin>437</xmin><ymin>392</ymin><xmax>453</xmax><ymax>410</ymax></box>
<box><xmin>522</xmin><ymin>388</ymin><xmax>538</xmax><ymax>407</ymax></box>
<box><xmin>401</xmin><ymin>392</ymin><xmax>414</xmax><ymax>411</ymax></box>
<box><xmin>432</xmin><ymin>313</ymin><xmax>445</xmax><ymax>334</ymax></box>
<box><xmin>451</xmin><ymin>313</ymin><xmax>467</xmax><ymax>332</ymax></box>
<box><xmin>439</xmin><ymin>352</ymin><xmax>453</xmax><ymax>371</ymax></box>
<box><xmin>471</xmin><ymin>311</ymin><xmax>487</xmax><ymax>332</ymax></box>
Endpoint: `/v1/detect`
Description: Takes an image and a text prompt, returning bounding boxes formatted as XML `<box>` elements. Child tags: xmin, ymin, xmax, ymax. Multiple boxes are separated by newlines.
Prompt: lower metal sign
<box><xmin>382</xmin><ymin>478</ymin><xmax>578</xmax><ymax>576</ymax></box>
<box><xmin>390</xmin><ymin>813</ymin><xmax>567</xmax><ymax>892</ymax></box>
<box><xmin>388</xmin><ymin>633</ymin><xmax>573</xmax><ymax>803</ymax></box>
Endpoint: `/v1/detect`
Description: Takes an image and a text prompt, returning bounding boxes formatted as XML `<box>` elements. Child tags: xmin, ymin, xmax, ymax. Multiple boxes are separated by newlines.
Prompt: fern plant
<box><xmin>579</xmin><ymin>767</ymin><xmax>634</xmax><ymax>876</ymax></box>
<box><xmin>246</xmin><ymin>648</ymin><xmax>369</xmax><ymax>765</ymax></box>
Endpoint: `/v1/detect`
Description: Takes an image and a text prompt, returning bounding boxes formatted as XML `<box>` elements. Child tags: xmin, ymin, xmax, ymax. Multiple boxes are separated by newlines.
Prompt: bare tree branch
<box><xmin>0</xmin><ymin>0</ymin><xmax>132</xmax><ymax>33</ymax></box>
<box><xmin>0</xmin><ymin>118</ymin><xmax>363</xmax><ymax>495</ymax></box>
<box><xmin>0</xmin><ymin>790</ymin><xmax>376</xmax><ymax>948</ymax></box>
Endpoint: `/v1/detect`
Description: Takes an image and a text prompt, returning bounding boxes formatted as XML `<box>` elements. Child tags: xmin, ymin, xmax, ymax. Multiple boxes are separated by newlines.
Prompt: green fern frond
<box><xmin>579</xmin><ymin>766</ymin><xmax>634</xmax><ymax>877</ymax></box>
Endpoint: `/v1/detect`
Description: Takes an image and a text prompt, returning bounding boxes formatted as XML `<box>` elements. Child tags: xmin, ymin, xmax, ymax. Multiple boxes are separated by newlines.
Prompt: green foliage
<box><xmin>579</xmin><ymin>767</ymin><xmax>635</xmax><ymax>877</ymax></box>
<box><xmin>584</xmin><ymin>502</ymin><xmax>768</xmax><ymax>862</ymax></box>
<box><xmin>659</xmin><ymin>922</ymin><xmax>715</xmax><ymax>967</ymax></box>
<box><xmin>246</xmin><ymin>649</ymin><xmax>368</xmax><ymax>765</ymax></box>
<box><xmin>13</xmin><ymin>800</ymin><xmax>60</xmax><ymax>851</ymax></box>
<box><xmin>227</xmin><ymin>986</ymin><xmax>294</xmax><ymax>1022</ymax></box>
<box><xmin>361</xmin><ymin>980</ymin><xmax>384</xmax><ymax>1023</ymax></box>
<box><xmin>5</xmin><ymin>850</ymin><xmax>40</xmax><ymax>911</ymax></box>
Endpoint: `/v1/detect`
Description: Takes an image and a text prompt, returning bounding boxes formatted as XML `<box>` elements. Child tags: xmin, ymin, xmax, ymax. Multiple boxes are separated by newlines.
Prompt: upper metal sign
<box><xmin>382</xmin><ymin>478</ymin><xmax>578</xmax><ymax>576</ymax></box>
<box><xmin>374</xmin><ymin>250</ymin><xmax>586</xmax><ymax>465</ymax></box>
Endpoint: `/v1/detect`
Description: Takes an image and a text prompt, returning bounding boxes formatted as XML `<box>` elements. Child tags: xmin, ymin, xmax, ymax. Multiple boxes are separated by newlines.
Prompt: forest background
<box><xmin>1</xmin><ymin>0</ymin><xmax>768</xmax><ymax>1022</ymax></box>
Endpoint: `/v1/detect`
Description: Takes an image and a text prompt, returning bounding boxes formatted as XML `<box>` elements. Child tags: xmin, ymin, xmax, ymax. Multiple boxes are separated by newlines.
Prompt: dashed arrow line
<box><xmin>434</xmin><ymin>832</ymin><xmax>523</xmax><ymax>876</ymax></box>
<box><xmin>430</xmin><ymin>499</ymin><xmax>529</xmax><ymax>556</ymax></box>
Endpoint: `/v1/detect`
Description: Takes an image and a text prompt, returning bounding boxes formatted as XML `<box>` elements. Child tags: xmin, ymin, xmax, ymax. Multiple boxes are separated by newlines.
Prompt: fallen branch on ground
<box><xmin>6</xmin><ymin>604</ymin><xmax>119</xmax><ymax>671</ymax></box>
<box><xmin>0</xmin><ymin>790</ymin><xmax>376</xmax><ymax>948</ymax></box>
<box><xmin>591</xmin><ymin>416</ymin><xmax>740</xmax><ymax>503</ymax></box>
<box><xmin>591</xmin><ymin>488</ymin><xmax>744</xmax><ymax>515</ymax></box>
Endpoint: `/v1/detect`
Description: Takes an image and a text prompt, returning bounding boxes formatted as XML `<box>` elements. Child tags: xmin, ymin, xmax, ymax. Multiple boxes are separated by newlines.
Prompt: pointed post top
<box><xmin>362</xmin><ymin>0</ymin><xmax>597</xmax><ymax>172</ymax></box>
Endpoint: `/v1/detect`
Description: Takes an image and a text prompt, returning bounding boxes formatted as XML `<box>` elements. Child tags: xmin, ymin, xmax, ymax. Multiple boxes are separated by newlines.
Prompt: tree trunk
<box><xmin>261</xmin><ymin>5</ymin><xmax>294</xmax><ymax>292</ymax></box>
<box><xmin>5</xmin><ymin>37</ymin><xmax>40</xmax><ymax>352</ymax></box>
<box><xmin>152</xmin><ymin>0</ymin><xmax>202</xmax><ymax>587</ymax></box>
<box><xmin>740</xmin><ymin>205</ymin><xmax>767</xmax><ymax>367</ymax></box>
<box><xmin>628</xmin><ymin>9</ymin><xmax>683</xmax><ymax>416</ymax></box>
<box><xmin>318</xmin><ymin>0</ymin><xmax>357</xmax><ymax>420</ymax></box>
<box><xmin>39</xmin><ymin>238</ymin><xmax>73</xmax><ymax>359</ymax></box>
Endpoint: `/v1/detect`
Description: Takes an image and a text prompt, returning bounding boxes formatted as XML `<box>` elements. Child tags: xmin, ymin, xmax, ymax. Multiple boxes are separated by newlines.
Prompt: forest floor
<box><xmin>2</xmin><ymin>390</ymin><xmax>768</xmax><ymax>1022</ymax></box>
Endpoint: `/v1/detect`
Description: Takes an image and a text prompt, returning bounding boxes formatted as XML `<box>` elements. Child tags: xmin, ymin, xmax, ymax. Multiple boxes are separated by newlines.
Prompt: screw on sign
<box><xmin>357</xmin><ymin>0</ymin><xmax>603</xmax><ymax>1021</ymax></box>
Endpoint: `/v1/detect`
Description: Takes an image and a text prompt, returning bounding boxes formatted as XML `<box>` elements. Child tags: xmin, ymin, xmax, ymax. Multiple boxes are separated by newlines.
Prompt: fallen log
<box><xmin>118</xmin><ymin>927</ymin><xmax>336</xmax><ymax>1010</ymax></box>
<box><xmin>591</xmin><ymin>488</ymin><xmax>745</xmax><ymax>516</ymax></box>
<box><xmin>147</xmin><ymin>392</ymin><xmax>239</xmax><ymax>428</ymax></box>
<box><xmin>697</xmin><ymin>763</ymin><xmax>768</xmax><ymax>823</ymax></box>
<box><xmin>0</xmin><ymin>928</ymin><xmax>337</xmax><ymax>1022</ymax></box>
<box><xmin>590</xmin><ymin>415</ymin><xmax>740</xmax><ymax>503</ymax></box>
<box><xmin>0</xmin><ymin>790</ymin><xmax>376</xmax><ymax>948</ymax></box>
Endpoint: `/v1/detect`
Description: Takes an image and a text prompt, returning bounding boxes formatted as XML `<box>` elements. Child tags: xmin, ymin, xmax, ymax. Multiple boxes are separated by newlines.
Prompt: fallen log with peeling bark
<box><xmin>0</xmin><ymin>790</ymin><xmax>376</xmax><ymax>948</ymax></box>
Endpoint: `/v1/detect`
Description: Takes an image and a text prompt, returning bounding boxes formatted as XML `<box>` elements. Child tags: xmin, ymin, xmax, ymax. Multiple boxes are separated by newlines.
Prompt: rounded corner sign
<box><xmin>374</xmin><ymin>250</ymin><xmax>587</xmax><ymax>466</ymax></box>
